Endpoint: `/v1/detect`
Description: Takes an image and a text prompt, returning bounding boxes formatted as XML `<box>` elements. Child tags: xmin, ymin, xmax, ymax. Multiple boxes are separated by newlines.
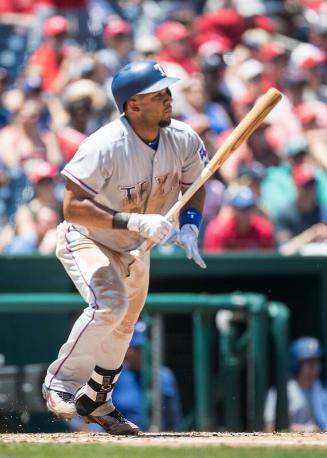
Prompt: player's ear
<box><xmin>127</xmin><ymin>97</ymin><xmax>141</xmax><ymax>113</ymax></box>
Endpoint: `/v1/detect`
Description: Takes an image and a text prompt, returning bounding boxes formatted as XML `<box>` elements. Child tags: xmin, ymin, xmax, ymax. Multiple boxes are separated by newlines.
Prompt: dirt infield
<box><xmin>1</xmin><ymin>432</ymin><xmax>327</xmax><ymax>448</ymax></box>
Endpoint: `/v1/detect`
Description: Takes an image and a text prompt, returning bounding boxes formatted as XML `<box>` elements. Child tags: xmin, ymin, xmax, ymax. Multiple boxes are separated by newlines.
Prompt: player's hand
<box><xmin>127</xmin><ymin>213</ymin><xmax>174</xmax><ymax>243</ymax></box>
<box><xmin>177</xmin><ymin>224</ymin><xmax>206</xmax><ymax>269</ymax></box>
<box><xmin>160</xmin><ymin>225</ymin><xmax>180</xmax><ymax>246</ymax></box>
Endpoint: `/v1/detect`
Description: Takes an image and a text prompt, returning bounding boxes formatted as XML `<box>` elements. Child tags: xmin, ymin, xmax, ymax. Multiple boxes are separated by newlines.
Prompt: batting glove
<box><xmin>127</xmin><ymin>213</ymin><xmax>173</xmax><ymax>244</ymax></box>
<box><xmin>177</xmin><ymin>224</ymin><xmax>206</xmax><ymax>269</ymax></box>
<box><xmin>160</xmin><ymin>225</ymin><xmax>180</xmax><ymax>246</ymax></box>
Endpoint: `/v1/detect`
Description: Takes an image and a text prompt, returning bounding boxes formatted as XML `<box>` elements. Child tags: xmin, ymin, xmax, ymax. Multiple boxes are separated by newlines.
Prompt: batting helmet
<box><xmin>111</xmin><ymin>60</ymin><xmax>180</xmax><ymax>113</ymax></box>
<box><xmin>289</xmin><ymin>336</ymin><xmax>324</xmax><ymax>374</ymax></box>
<box><xmin>130</xmin><ymin>321</ymin><xmax>147</xmax><ymax>348</ymax></box>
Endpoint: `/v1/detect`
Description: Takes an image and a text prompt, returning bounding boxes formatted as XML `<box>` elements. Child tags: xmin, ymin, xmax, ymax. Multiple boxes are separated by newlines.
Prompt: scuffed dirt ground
<box><xmin>1</xmin><ymin>432</ymin><xmax>327</xmax><ymax>447</ymax></box>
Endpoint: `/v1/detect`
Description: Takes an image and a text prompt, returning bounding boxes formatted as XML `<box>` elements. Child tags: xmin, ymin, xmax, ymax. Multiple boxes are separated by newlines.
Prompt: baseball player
<box><xmin>42</xmin><ymin>60</ymin><xmax>207</xmax><ymax>435</ymax></box>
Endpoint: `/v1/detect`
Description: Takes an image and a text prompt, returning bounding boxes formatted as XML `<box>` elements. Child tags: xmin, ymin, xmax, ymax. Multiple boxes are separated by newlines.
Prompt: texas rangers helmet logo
<box><xmin>154</xmin><ymin>63</ymin><xmax>166</xmax><ymax>77</ymax></box>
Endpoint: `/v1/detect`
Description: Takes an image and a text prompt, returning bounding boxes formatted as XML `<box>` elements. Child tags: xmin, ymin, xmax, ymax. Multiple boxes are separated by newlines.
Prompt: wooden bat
<box><xmin>131</xmin><ymin>87</ymin><xmax>282</xmax><ymax>258</ymax></box>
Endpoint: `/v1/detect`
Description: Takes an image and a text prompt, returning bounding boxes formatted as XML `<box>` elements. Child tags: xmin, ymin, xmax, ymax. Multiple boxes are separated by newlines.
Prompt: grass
<box><xmin>1</xmin><ymin>445</ymin><xmax>327</xmax><ymax>458</ymax></box>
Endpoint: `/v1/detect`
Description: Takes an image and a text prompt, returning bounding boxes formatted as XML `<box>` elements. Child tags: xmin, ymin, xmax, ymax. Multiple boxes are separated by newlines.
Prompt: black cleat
<box><xmin>83</xmin><ymin>408</ymin><xmax>140</xmax><ymax>435</ymax></box>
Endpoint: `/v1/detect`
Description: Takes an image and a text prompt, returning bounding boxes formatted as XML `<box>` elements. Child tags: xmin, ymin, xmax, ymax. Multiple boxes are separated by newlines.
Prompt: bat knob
<box><xmin>130</xmin><ymin>248</ymin><xmax>142</xmax><ymax>261</ymax></box>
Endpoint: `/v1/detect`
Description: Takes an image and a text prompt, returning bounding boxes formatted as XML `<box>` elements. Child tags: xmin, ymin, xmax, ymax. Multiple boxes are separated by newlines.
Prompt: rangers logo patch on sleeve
<box><xmin>198</xmin><ymin>145</ymin><xmax>208</xmax><ymax>165</ymax></box>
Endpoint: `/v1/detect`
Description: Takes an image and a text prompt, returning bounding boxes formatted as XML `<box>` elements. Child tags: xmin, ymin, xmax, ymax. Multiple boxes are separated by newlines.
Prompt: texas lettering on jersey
<box><xmin>119</xmin><ymin>172</ymin><xmax>180</xmax><ymax>206</ymax></box>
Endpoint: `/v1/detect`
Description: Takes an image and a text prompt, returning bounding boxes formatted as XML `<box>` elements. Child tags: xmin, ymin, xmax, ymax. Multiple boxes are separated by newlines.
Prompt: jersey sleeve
<box><xmin>61</xmin><ymin>136</ymin><xmax>111</xmax><ymax>196</ymax></box>
<box><xmin>181</xmin><ymin>130</ymin><xmax>207</xmax><ymax>188</ymax></box>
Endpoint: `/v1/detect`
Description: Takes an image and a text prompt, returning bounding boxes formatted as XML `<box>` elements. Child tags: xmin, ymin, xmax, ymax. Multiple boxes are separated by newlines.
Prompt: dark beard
<box><xmin>159</xmin><ymin>119</ymin><xmax>171</xmax><ymax>128</ymax></box>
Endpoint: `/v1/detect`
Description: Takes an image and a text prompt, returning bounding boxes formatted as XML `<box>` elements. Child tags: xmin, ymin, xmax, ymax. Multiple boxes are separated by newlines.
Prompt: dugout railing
<box><xmin>0</xmin><ymin>292</ymin><xmax>289</xmax><ymax>432</ymax></box>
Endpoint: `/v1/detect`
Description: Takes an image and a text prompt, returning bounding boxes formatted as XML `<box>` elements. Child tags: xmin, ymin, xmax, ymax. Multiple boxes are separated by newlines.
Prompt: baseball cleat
<box><xmin>74</xmin><ymin>386</ymin><xmax>139</xmax><ymax>435</ymax></box>
<box><xmin>42</xmin><ymin>383</ymin><xmax>76</xmax><ymax>420</ymax></box>
<box><xmin>82</xmin><ymin>409</ymin><xmax>139</xmax><ymax>435</ymax></box>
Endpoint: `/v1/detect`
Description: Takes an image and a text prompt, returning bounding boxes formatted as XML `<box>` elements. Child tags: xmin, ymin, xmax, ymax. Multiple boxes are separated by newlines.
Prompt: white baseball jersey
<box><xmin>62</xmin><ymin>116</ymin><xmax>207</xmax><ymax>252</ymax></box>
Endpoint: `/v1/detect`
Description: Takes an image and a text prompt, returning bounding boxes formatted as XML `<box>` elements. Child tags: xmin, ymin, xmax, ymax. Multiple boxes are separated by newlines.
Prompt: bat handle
<box><xmin>130</xmin><ymin>214</ymin><xmax>176</xmax><ymax>260</ymax></box>
<box><xmin>130</xmin><ymin>240</ymin><xmax>154</xmax><ymax>260</ymax></box>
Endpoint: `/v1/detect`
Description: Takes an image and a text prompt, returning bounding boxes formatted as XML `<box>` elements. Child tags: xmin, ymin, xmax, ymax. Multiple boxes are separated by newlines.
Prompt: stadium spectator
<box><xmin>134</xmin><ymin>34</ymin><xmax>161</xmax><ymax>61</ymax></box>
<box><xmin>27</xmin><ymin>15</ymin><xmax>79</xmax><ymax>93</ymax></box>
<box><xmin>262</xmin><ymin>136</ymin><xmax>327</xmax><ymax>219</ymax></box>
<box><xmin>306</xmin><ymin>6</ymin><xmax>327</xmax><ymax>53</ymax></box>
<box><xmin>0</xmin><ymin>68</ymin><xmax>10</xmax><ymax>129</ymax></box>
<box><xmin>156</xmin><ymin>21</ymin><xmax>200</xmax><ymax>75</ymax></box>
<box><xmin>290</xmin><ymin>43</ymin><xmax>327</xmax><ymax>103</ymax></box>
<box><xmin>203</xmin><ymin>185</ymin><xmax>274</xmax><ymax>252</ymax></box>
<box><xmin>0</xmin><ymin>203</ymin><xmax>60</xmax><ymax>255</ymax></box>
<box><xmin>0</xmin><ymin>98</ymin><xmax>62</xmax><ymax>180</ymax></box>
<box><xmin>0</xmin><ymin>159</ymin><xmax>29</xmax><ymax>225</ymax></box>
<box><xmin>295</xmin><ymin>101</ymin><xmax>327</xmax><ymax>172</ymax></box>
<box><xmin>97</xmin><ymin>0</ymin><xmax>164</xmax><ymax>40</ymax></box>
<box><xmin>0</xmin><ymin>0</ymin><xmax>34</xmax><ymax>25</ymax></box>
<box><xmin>263</xmin><ymin>139</ymin><xmax>303</xmax><ymax>219</ymax></box>
<box><xmin>180</xmin><ymin>73</ymin><xmax>233</xmax><ymax>135</ymax></box>
<box><xmin>57</xmin><ymin>78</ymin><xmax>108</xmax><ymax>161</ymax></box>
<box><xmin>260</xmin><ymin>41</ymin><xmax>288</xmax><ymax>92</ymax></box>
<box><xmin>237</xmin><ymin>161</ymin><xmax>266</xmax><ymax>204</ymax></box>
<box><xmin>96</xmin><ymin>17</ymin><xmax>134</xmax><ymax>86</ymax></box>
<box><xmin>237</xmin><ymin>59</ymin><xmax>265</xmax><ymax>100</ymax></box>
<box><xmin>265</xmin><ymin>337</ymin><xmax>327</xmax><ymax>431</ymax></box>
<box><xmin>0</xmin><ymin>161</ymin><xmax>61</xmax><ymax>255</ymax></box>
<box><xmin>29</xmin><ymin>0</ymin><xmax>90</xmax><ymax>52</ymax></box>
<box><xmin>25</xmin><ymin>161</ymin><xmax>61</xmax><ymax>216</ymax></box>
<box><xmin>198</xmin><ymin>43</ymin><xmax>234</xmax><ymax>116</ymax></box>
<box><xmin>274</xmin><ymin>163</ymin><xmax>327</xmax><ymax>249</ymax></box>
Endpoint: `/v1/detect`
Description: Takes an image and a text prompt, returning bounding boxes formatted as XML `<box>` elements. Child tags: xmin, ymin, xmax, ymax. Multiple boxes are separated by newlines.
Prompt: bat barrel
<box><xmin>209</xmin><ymin>88</ymin><xmax>282</xmax><ymax>171</ymax></box>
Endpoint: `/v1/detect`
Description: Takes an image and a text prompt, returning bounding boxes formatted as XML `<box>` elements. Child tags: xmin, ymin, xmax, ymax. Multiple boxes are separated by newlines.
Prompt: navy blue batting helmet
<box><xmin>289</xmin><ymin>336</ymin><xmax>324</xmax><ymax>374</ymax></box>
<box><xmin>111</xmin><ymin>60</ymin><xmax>180</xmax><ymax>113</ymax></box>
<box><xmin>130</xmin><ymin>321</ymin><xmax>147</xmax><ymax>348</ymax></box>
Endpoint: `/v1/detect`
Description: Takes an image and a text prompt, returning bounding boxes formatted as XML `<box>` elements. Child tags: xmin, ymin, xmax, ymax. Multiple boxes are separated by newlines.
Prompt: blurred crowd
<box><xmin>0</xmin><ymin>0</ymin><xmax>327</xmax><ymax>255</ymax></box>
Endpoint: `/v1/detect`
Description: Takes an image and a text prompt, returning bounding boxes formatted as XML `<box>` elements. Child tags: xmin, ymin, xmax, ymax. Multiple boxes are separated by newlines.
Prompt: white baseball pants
<box><xmin>45</xmin><ymin>222</ymin><xmax>150</xmax><ymax>394</ymax></box>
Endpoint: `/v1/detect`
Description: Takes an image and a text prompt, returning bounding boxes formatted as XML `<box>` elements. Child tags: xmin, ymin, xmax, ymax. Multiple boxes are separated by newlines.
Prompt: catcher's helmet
<box><xmin>111</xmin><ymin>60</ymin><xmax>179</xmax><ymax>113</ymax></box>
<box><xmin>289</xmin><ymin>336</ymin><xmax>324</xmax><ymax>373</ymax></box>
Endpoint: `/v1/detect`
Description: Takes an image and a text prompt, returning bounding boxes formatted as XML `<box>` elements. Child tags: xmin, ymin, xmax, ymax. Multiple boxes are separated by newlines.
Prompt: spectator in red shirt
<box><xmin>30</xmin><ymin>1</ymin><xmax>89</xmax><ymax>52</ymax></box>
<box><xmin>95</xmin><ymin>18</ymin><xmax>134</xmax><ymax>88</ymax></box>
<box><xmin>156</xmin><ymin>21</ymin><xmax>200</xmax><ymax>75</ymax></box>
<box><xmin>260</xmin><ymin>41</ymin><xmax>289</xmax><ymax>92</ymax></box>
<box><xmin>203</xmin><ymin>185</ymin><xmax>274</xmax><ymax>252</ymax></box>
<box><xmin>28</xmin><ymin>15</ymin><xmax>76</xmax><ymax>93</ymax></box>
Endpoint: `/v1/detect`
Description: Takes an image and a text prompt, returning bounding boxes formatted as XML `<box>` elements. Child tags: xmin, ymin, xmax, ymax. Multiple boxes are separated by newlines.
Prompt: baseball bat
<box><xmin>131</xmin><ymin>87</ymin><xmax>282</xmax><ymax>258</ymax></box>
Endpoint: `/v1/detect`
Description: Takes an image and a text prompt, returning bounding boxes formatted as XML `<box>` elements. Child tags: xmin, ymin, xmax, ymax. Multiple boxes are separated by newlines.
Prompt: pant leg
<box><xmin>98</xmin><ymin>251</ymin><xmax>150</xmax><ymax>367</ymax></box>
<box><xmin>45</xmin><ymin>222</ymin><xmax>129</xmax><ymax>393</ymax></box>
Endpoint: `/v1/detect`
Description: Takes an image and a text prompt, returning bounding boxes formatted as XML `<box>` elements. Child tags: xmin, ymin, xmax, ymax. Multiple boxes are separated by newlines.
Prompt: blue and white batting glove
<box><xmin>159</xmin><ymin>225</ymin><xmax>180</xmax><ymax>246</ymax></box>
<box><xmin>177</xmin><ymin>224</ymin><xmax>206</xmax><ymax>269</ymax></box>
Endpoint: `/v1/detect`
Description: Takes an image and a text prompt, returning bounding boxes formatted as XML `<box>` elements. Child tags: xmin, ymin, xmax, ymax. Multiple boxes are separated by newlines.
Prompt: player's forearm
<box><xmin>64</xmin><ymin>197</ymin><xmax>116</xmax><ymax>229</ymax></box>
<box><xmin>181</xmin><ymin>186</ymin><xmax>206</xmax><ymax>214</ymax></box>
<box><xmin>64</xmin><ymin>198</ymin><xmax>173</xmax><ymax>243</ymax></box>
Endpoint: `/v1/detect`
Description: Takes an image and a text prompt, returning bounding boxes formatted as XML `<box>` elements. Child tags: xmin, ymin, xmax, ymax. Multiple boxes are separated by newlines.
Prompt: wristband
<box><xmin>112</xmin><ymin>212</ymin><xmax>130</xmax><ymax>229</ymax></box>
<box><xmin>179</xmin><ymin>207</ymin><xmax>202</xmax><ymax>229</ymax></box>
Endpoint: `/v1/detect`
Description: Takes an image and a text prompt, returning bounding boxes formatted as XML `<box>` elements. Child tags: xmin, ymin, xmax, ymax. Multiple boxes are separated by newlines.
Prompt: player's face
<box><xmin>136</xmin><ymin>88</ymin><xmax>173</xmax><ymax>127</ymax></box>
